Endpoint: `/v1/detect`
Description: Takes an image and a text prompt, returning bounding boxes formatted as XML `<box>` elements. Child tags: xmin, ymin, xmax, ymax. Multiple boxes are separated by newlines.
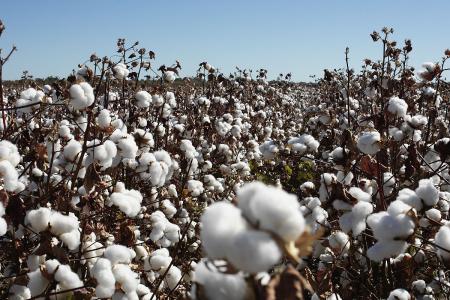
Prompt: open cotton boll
<box><xmin>339</xmin><ymin>201</ymin><xmax>373</xmax><ymax>236</ymax></box>
<box><xmin>135</xmin><ymin>91</ymin><xmax>152</xmax><ymax>108</ymax></box>
<box><xmin>348</xmin><ymin>187</ymin><xmax>371</xmax><ymax>202</ymax></box>
<box><xmin>145</xmin><ymin>248</ymin><xmax>172</xmax><ymax>273</ymax></box>
<box><xmin>415</xmin><ymin>179</ymin><xmax>439</xmax><ymax>207</ymax></box>
<box><xmin>287</xmin><ymin>134</ymin><xmax>319</xmax><ymax>154</ymax></box>
<box><xmin>435</xmin><ymin>224</ymin><xmax>450</xmax><ymax>261</ymax></box>
<box><xmin>48</xmin><ymin>211</ymin><xmax>79</xmax><ymax>236</ymax></box>
<box><xmin>259</xmin><ymin>140</ymin><xmax>279</xmax><ymax>159</ymax></box>
<box><xmin>27</xmin><ymin>268</ymin><xmax>50</xmax><ymax>297</ymax></box>
<box><xmin>163</xmin><ymin>71</ymin><xmax>176</xmax><ymax>83</ymax></box>
<box><xmin>357</xmin><ymin>131</ymin><xmax>381</xmax><ymax>155</ymax></box>
<box><xmin>113</xmin><ymin>264</ymin><xmax>139</xmax><ymax>294</ymax></box>
<box><xmin>200</xmin><ymin>202</ymin><xmax>248</xmax><ymax>259</ymax></box>
<box><xmin>367</xmin><ymin>211</ymin><xmax>415</xmax><ymax>241</ymax></box>
<box><xmin>97</xmin><ymin>109</ymin><xmax>112</xmax><ymax>129</ymax></box>
<box><xmin>227</xmin><ymin>229</ymin><xmax>282</xmax><ymax>273</ymax></box>
<box><xmin>104</xmin><ymin>244</ymin><xmax>135</xmax><ymax>265</ymax></box>
<box><xmin>0</xmin><ymin>140</ymin><xmax>21</xmax><ymax>166</ymax></box>
<box><xmin>63</xmin><ymin>139</ymin><xmax>82</xmax><ymax>162</ymax></box>
<box><xmin>0</xmin><ymin>160</ymin><xmax>21</xmax><ymax>192</ymax></box>
<box><xmin>236</xmin><ymin>182</ymin><xmax>305</xmax><ymax>242</ymax></box>
<box><xmin>367</xmin><ymin>240</ymin><xmax>409</xmax><ymax>262</ymax></box>
<box><xmin>16</xmin><ymin>88</ymin><xmax>44</xmax><ymax>114</ymax></box>
<box><xmin>387</xmin><ymin>96</ymin><xmax>408</xmax><ymax>118</ymax></box>
<box><xmin>86</xmin><ymin>140</ymin><xmax>117</xmax><ymax>169</ymax></box>
<box><xmin>165</xmin><ymin>266</ymin><xmax>182</xmax><ymax>290</ymax></box>
<box><xmin>110</xmin><ymin>182</ymin><xmax>143</xmax><ymax>218</ymax></box>
<box><xmin>25</xmin><ymin>207</ymin><xmax>51</xmax><ymax>233</ymax></box>
<box><xmin>180</xmin><ymin>139</ymin><xmax>198</xmax><ymax>159</ymax></box>
<box><xmin>69</xmin><ymin>82</ymin><xmax>95</xmax><ymax>110</ymax></box>
<box><xmin>328</xmin><ymin>231</ymin><xmax>350</xmax><ymax>254</ymax></box>
<box><xmin>396</xmin><ymin>188</ymin><xmax>422</xmax><ymax>210</ymax></box>
<box><xmin>0</xmin><ymin>203</ymin><xmax>6</xmax><ymax>236</ymax></box>
<box><xmin>387</xmin><ymin>288</ymin><xmax>411</xmax><ymax>300</ymax></box>
<box><xmin>92</xmin><ymin>258</ymin><xmax>116</xmax><ymax>298</ymax></box>
<box><xmin>59</xmin><ymin>229</ymin><xmax>81</xmax><ymax>250</ymax></box>
<box><xmin>9</xmin><ymin>284</ymin><xmax>31</xmax><ymax>300</ymax></box>
<box><xmin>113</xmin><ymin>63</ymin><xmax>130</xmax><ymax>80</ymax></box>
<box><xmin>192</xmin><ymin>260</ymin><xmax>249</xmax><ymax>300</ymax></box>
<box><xmin>54</xmin><ymin>264</ymin><xmax>83</xmax><ymax>289</ymax></box>
<box><xmin>149</xmin><ymin>211</ymin><xmax>180</xmax><ymax>247</ymax></box>
<box><xmin>187</xmin><ymin>180</ymin><xmax>204</xmax><ymax>196</ymax></box>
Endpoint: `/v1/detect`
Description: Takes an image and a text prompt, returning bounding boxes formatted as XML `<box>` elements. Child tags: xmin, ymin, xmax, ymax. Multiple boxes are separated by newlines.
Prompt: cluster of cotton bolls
<box><xmin>197</xmin><ymin>182</ymin><xmax>305</xmax><ymax>276</ymax></box>
<box><xmin>25</xmin><ymin>207</ymin><xmax>81</xmax><ymax>250</ymax></box>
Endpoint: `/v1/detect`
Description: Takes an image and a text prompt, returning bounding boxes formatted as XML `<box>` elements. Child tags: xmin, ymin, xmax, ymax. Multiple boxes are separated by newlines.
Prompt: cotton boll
<box><xmin>69</xmin><ymin>82</ymin><xmax>95</xmax><ymax>110</ymax></box>
<box><xmin>192</xmin><ymin>260</ymin><xmax>249</xmax><ymax>300</ymax></box>
<box><xmin>48</xmin><ymin>211</ymin><xmax>79</xmax><ymax>236</ymax></box>
<box><xmin>200</xmin><ymin>202</ymin><xmax>248</xmax><ymax>259</ymax></box>
<box><xmin>367</xmin><ymin>240</ymin><xmax>409</xmax><ymax>262</ymax></box>
<box><xmin>0</xmin><ymin>140</ymin><xmax>21</xmax><ymax>166</ymax></box>
<box><xmin>237</xmin><ymin>182</ymin><xmax>305</xmax><ymax>242</ymax></box>
<box><xmin>426</xmin><ymin>208</ymin><xmax>441</xmax><ymax>222</ymax></box>
<box><xmin>287</xmin><ymin>134</ymin><xmax>319</xmax><ymax>154</ymax></box>
<box><xmin>357</xmin><ymin>131</ymin><xmax>381</xmax><ymax>155</ymax></box>
<box><xmin>435</xmin><ymin>224</ymin><xmax>450</xmax><ymax>261</ymax></box>
<box><xmin>164</xmin><ymin>71</ymin><xmax>176</xmax><ymax>83</ymax></box>
<box><xmin>396</xmin><ymin>188</ymin><xmax>422</xmax><ymax>210</ymax></box>
<box><xmin>110</xmin><ymin>182</ymin><xmax>143</xmax><ymax>217</ymax></box>
<box><xmin>348</xmin><ymin>187</ymin><xmax>371</xmax><ymax>202</ymax></box>
<box><xmin>104</xmin><ymin>244</ymin><xmax>134</xmax><ymax>265</ymax></box>
<box><xmin>259</xmin><ymin>140</ymin><xmax>278</xmax><ymax>159</ymax></box>
<box><xmin>135</xmin><ymin>91</ymin><xmax>152</xmax><ymax>108</ymax></box>
<box><xmin>92</xmin><ymin>258</ymin><xmax>116</xmax><ymax>298</ymax></box>
<box><xmin>113</xmin><ymin>264</ymin><xmax>139</xmax><ymax>294</ymax></box>
<box><xmin>415</xmin><ymin>179</ymin><xmax>439</xmax><ymax>207</ymax></box>
<box><xmin>54</xmin><ymin>264</ymin><xmax>83</xmax><ymax>289</ymax></box>
<box><xmin>339</xmin><ymin>201</ymin><xmax>373</xmax><ymax>236</ymax></box>
<box><xmin>9</xmin><ymin>284</ymin><xmax>31</xmax><ymax>300</ymax></box>
<box><xmin>165</xmin><ymin>266</ymin><xmax>182</xmax><ymax>290</ymax></box>
<box><xmin>328</xmin><ymin>231</ymin><xmax>350</xmax><ymax>254</ymax></box>
<box><xmin>59</xmin><ymin>229</ymin><xmax>81</xmax><ymax>250</ymax></box>
<box><xmin>114</xmin><ymin>63</ymin><xmax>130</xmax><ymax>80</ymax></box>
<box><xmin>63</xmin><ymin>139</ymin><xmax>82</xmax><ymax>162</ymax></box>
<box><xmin>387</xmin><ymin>97</ymin><xmax>408</xmax><ymax>118</ymax></box>
<box><xmin>97</xmin><ymin>109</ymin><xmax>112</xmax><ymax>129</ymax></box>
<box><xmin>187</xmin><ymin>180</ymin><xmax>204</xmax><ymax>196</ymax></box>
<box><xmin>0</xmin><ymin>160</ymin><xmax>21</xmax><ymax>192</ymax></box>
<box><xmin>27</xmin><ymin>269</ymin><xmax>50</xmax><ymax>297</ymax></box>
<box><xmin>367</xmin><ymin>211</ymin><xmax>414</xmax><ymax>241</ymax></box>
<box><xmin>227</xmin><ymin>229</ymin><xmax>281</xmax><ymax>273</ymax></box>
<box><xmin>387</xmin><ymin>288</ymin><xmax>411</xmax><ymax>300</ymax></box>
<box><xmin>25</xmin><ymin>207</ymin><xmax>51</xmax><ymax>233</ymax></box>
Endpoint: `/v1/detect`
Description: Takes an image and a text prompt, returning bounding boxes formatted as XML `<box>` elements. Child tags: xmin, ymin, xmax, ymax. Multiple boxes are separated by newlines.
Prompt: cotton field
<box><xmin>1</xmin><ymin>19</ymin><xmax>450</xmax><ymax>300</ymax></box>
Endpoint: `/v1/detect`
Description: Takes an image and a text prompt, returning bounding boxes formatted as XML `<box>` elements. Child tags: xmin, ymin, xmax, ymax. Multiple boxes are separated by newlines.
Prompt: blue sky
<box><xmin>1</xmin><ymin>1</ymin><xmax>449</xmax><ymax>81</ymax></box>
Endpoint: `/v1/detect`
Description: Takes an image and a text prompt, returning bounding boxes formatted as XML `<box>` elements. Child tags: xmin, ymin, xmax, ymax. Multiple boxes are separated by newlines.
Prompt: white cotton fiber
<box><xmin>69</xmin><ymin>82</ymin><xmax>95</xmax><ymax>110</ymax></box>
<box><xmin>387</xmin><ymin>97</ymin><xmax>408</xmax><ymax>118</ymax></box>
<box><xmin>357</xmin><ymin>131</ymin><xmax>381</xmax><ymax>155</ymax></box>
<box><xmin>92</xmin><ymin>258</ymin><xmax>116</xmax><ymax>298</ymax></box>
<box><xmin>237</xmin><ymin>182</ymin><xmax>305</xmax><ymax>242</ymax></box>
<box><xmin>200</xmin><ymin>202</ymin><xmax>248</xmax><ymax>259</ymax></box>
<box><xmin>435</xmin><ymin>224</ymin><xmax>450</xmax><ymax>261</ymax></box>
<box><xmin>192</xmin><ymin>260</ymin><xmax>248</xmax><ymax>300</ymax></box>
<box><xmin>415</xmin><ymin>179</ymin><xmax>439</xmax><ymax>207</ymax></box>
<box><xmin>104</xmin><ymin>244</ymin><xmax>134</xmax><ymax>265</ymax></box>
<box><xmin>227</xmin><ymin>229</ymin><xmax>282</xmax><ymax>273</ymax></box>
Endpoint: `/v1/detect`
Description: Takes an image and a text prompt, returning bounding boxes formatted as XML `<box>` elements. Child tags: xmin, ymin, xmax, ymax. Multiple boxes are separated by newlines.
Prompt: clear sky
<box><xmin>1</xmin><ymin>0</ymin><xmax>449</xmax><ymax>81</ymax></box>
